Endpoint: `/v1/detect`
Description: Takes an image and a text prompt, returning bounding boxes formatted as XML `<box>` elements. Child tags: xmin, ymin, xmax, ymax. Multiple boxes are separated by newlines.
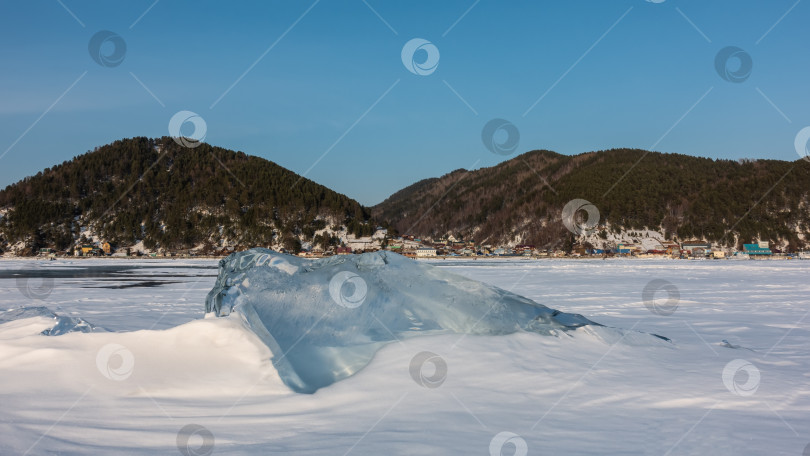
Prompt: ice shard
<box><xmin>206</xmin><ymin>249</ymin><xmax>634</xmax><ymax>393</ymax></box>
<box><xmin>0</xmin><ymin>306</ymin><xmax>104</xmax><ymax>335</ymax></box>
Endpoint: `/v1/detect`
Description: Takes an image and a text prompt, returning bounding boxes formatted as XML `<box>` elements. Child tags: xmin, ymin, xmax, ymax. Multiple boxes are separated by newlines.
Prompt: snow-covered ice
<box><xmin>0</xmin><ymin>257</ymin><xmax>808</xmax><ymax>455</ymax></box>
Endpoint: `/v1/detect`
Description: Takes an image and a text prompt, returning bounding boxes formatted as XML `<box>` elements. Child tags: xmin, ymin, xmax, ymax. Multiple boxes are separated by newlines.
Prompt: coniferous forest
<box><xmin>372</xmin><ymin>149</ymin><xmax>810</xmax><ymax>251</ymax></box>
<box><xmin>0</xmin><ymin>137</ymin><xmax>374</xmax><ymax>254</ymax></box>
<box><xmin>2</xmin><ymin>139</ymin><xmax>809</xmax><ymax>255</ymax></box>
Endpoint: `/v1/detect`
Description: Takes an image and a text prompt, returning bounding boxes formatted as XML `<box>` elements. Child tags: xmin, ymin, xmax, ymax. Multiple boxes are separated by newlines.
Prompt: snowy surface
<box><xmin>0</xmin><ymin>257</ymin><xmax>808</xmax><ymax>455</ymax></box>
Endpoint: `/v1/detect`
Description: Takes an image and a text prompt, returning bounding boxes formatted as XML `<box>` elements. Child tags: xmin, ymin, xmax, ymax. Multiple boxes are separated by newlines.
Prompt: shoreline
<box><xmin>0</xmin><ymin>254</ymin><xmax>803</xmax><ymax>263</ymax></box>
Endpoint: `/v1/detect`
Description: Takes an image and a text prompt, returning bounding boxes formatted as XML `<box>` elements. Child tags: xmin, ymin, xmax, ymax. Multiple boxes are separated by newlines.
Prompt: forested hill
<box><xmin>372</xmin><ymin>149</ymin><xmax>810</xmax><ymax>250</ymax></box>
<box><xmin>0</xmin><ymin>137</ymin><xmax>374</xmax><ymax>253</ymax></box>
<box><xmin>3</xmin><ymin>140</ymin><xmax>809</xmax><ymax>255</ymax></box>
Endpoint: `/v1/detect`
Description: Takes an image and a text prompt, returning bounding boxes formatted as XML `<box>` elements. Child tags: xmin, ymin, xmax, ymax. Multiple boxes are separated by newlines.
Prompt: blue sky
<box><xmin>1</xmin><ymin>0</ymin><xmax>808</xmax><ymax>205</ymax></box>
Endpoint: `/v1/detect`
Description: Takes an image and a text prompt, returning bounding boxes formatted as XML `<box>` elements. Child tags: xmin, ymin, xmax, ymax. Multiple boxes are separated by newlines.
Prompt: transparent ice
<box><xmin>0</xmin><ymin>306</ymin><xmax>103</xmax><ymax>335</ymax></box>
<box><xmin>206</xmin><ymin>249</ymin><xmax>660</xmax><ymax>393</ymax></box>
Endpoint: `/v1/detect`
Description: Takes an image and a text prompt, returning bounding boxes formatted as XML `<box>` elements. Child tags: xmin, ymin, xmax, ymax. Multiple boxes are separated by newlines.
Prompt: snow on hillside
<box><xmin>578</xmin><ymin>226</ymin><xmax>671</xmax><ymax>250</ymax></box>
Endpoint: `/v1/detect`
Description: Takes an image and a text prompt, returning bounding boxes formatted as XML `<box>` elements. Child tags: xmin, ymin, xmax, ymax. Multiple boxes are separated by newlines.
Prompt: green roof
<box><xmin>743</xmin><ymin>244</ymin><xmax>771</xmax><ymax>254</ymax></box>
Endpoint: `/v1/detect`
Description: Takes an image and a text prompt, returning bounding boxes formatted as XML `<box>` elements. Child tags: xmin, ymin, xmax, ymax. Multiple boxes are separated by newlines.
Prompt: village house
<box><xmin>416</xmin><ymin>247</ymin><xmax>437</xmax><ymax>257</ymax></box>
<box><xmin>743</xmin><ymin>242</ymin><xmax>772</xmax><ymax>256</ymax></box>
<box><xmin>571</xmin><ymin>244</ymin><xmax>589</xmax><ymax>257</ymax></box>
<box><xmin>346</xmin><ymin>236</ymin><xmax>376</xmax><ymax>252</ymax></box>
<box><xmin>681</xmin><ymin>241</ymin><xmax>711</xmax><ymax>257</ymax></box>
<box><xmin>401</xmin><ymin>239</ymin><xmax>423</xmax><ymax>250</ymax></box>
<box><xmin>616</xmin><ymin>243</ymin><xmax>638</xmax><ymax>255</ymax></box>
<box><xmin>75</xmin><ymin>244</ymin><xmax>97</xmax><ymax>256</ymax></box>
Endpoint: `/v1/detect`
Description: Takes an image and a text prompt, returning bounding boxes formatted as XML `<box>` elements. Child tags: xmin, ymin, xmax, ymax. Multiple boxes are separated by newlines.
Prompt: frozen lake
<box><xmin>1</xmin><ymin>257</ymin><xmax>808</xmax><ymax>455</ymax></box>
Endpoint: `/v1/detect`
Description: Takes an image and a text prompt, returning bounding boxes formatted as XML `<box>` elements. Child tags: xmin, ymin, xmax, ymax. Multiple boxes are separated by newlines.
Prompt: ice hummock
<box><xmin>0</xmin><ymin>306</ymin><xmax>104</xmax><ymax>335</ymax></box>
<box><xmin>206</xmin><ymin>249</ymin><xmax>653</xmax><ymax>393</ymax></box>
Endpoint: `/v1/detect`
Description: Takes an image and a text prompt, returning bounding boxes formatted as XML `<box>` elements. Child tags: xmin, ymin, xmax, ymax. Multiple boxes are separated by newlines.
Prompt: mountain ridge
<box><xmin>2</xmin><ymin>138</ymin><xmax>809</xmax><ymax>255</ymax></box>
<box><xmin>372</xmin><ymin>148</ymin><xmax>810</xmax><ymax>250</ymax></box>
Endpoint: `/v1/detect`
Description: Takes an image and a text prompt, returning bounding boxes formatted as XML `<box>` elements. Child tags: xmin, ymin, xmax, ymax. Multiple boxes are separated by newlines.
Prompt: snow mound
<box><xmin>207</xmin><ymin>249</ymin><xmax>663</xmax><ymax>393</ymax></box>
<box><xmin>0</xmin><ymin>306</ymin><xmax>105</xmax><ymax>335</ymax></box>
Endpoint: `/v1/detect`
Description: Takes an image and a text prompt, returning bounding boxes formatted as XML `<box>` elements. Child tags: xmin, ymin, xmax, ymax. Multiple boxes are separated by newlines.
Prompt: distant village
<box><xmin>25</xmin><ymin>228</ymin><xmax>810</xmax><ymax>261</ymax></box>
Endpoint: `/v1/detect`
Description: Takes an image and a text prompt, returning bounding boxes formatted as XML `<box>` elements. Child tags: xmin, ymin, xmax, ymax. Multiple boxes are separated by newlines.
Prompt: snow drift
<box><xmin>206</xmin><ymin>249</ymin><xmax>657</xmax><ymax>393</ymax></box>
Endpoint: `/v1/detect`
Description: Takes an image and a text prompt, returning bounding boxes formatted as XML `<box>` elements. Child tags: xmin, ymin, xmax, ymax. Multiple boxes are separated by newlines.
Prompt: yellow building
<box><xmin>102</xmin><ymin>242</ymin><xmax>112</xmax><ymax>255</ymax></box>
